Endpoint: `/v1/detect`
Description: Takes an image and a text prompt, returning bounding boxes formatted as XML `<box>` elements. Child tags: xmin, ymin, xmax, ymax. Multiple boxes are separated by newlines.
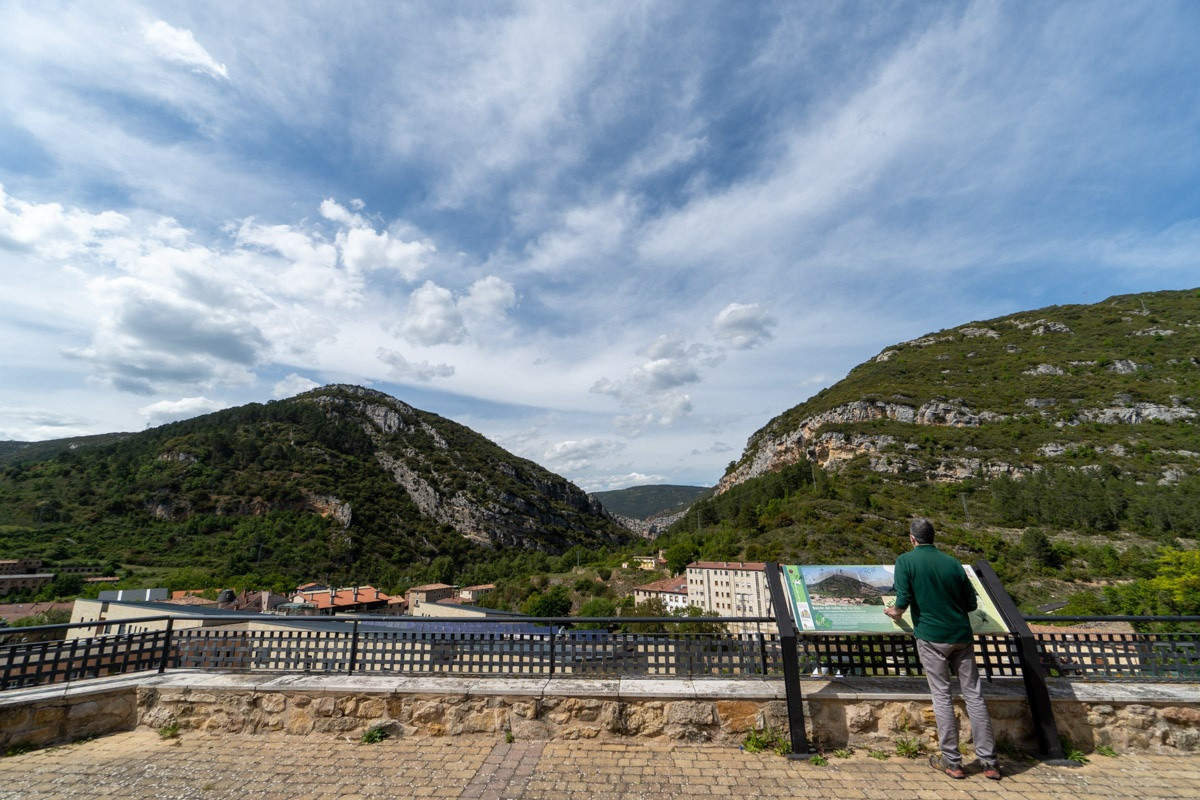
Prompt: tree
<box><xmin>577</xmin><ymin>597</ymin><xmax>617</xmax><ymax>629</ymax></box>
<box><xmin>665</xmin><ymin>540</ymin><xmax>697</xmax><ymax>575</ymax></box>
<box><xmin>1021</xmin><ymin>527</ymin><xmax>1060</xmax><ymax>570</ymax></box>
<box><xmin>521</xmin><ymin>585</ymin><xmax>571</xmax><ymax>618</ymax></box>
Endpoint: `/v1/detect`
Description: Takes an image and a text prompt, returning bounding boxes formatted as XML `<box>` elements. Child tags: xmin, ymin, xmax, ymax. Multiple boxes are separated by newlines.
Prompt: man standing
<box><xmin>884</xmin><ymin>518</ymin><xmax>1000</xmax><ymax>780</ymax></box>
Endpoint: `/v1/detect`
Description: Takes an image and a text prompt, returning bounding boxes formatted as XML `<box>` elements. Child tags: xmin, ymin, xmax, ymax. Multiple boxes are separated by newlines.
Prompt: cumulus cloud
<box><xmin>272</xmin><ymin>373</ymin><xmax>320</xmax><ymax>399</ymax></box>
<box><xmin>542</xmin><ymin>437</ymin><xmax>625</xmax><ymax>472</ymax></box>
<box><xmin>615</xmin><ymin>391</ymin><xmax>693</xmax><ymax>435</ymax></box>
<box><xmin>713</xmin><ymin>303</ymin><xmax>776</xmax><ymax>350</ymax></box>
<box><xmin>582</xmin><ymin>472</ymin><xmax>669</xmax><ymax>492</ymax></box>
<box><xmin>145</xmin><ymin>20</ymin><xmax>229</xmax><ymax>81</ymax></box>
<box><xmin>459</xmin><ymin>276</ymin><xmax>516</xmax><ymax>322</ymax></box>
<box><xmin>320</xmin><ymin>197</ymin><xmax>436</xmax><ymax>279</ymax></box>
<box><xmin>319</xmin><ymin>198</ymin><xmax>360</xmax><ymax>226</ymax></box>
<box><xmin>5</xmin><ymin>191</ymin><xmax>428</xmax><ymax>396</ymax></box>
<box><xmin>144</xmin><ymin>20</ymin><xmax>229</xmax><ymax>80</ymax></box>
<box><xmin>0</xmin><ymin>184</ymin><xmax>129</xmax><ymax>258</ymax></box>
<box><xmin>65</xmin><ymin>264</ymin><xmax>271</xmax><ymax>394</ymax></box>
<box><xmin>138</xmin><ymin>396</ymin><xmax>226</xmax><ymax>427</ymax></box>
<box><xmin>376</xmin><ymin>347</ymin><xmax>455</xmax><ymax>382</ymax></box>
<box><xmin>589</xmin><ymin>333</ymin><xmax>719</xmax><ymax>434</ymax></box>
<box><xmin>395</xmin><ymin>281</ymin><xmax>466</xmax><ymax>346</ymax></box>
<box><xmin>339</xmin><ymin>226</ymin><xmax>434</xmax><ymax>278</ymax></box>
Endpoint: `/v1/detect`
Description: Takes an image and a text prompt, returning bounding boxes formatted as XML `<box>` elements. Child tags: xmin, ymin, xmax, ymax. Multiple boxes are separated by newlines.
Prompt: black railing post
<box><xmin>348</xmin><ymin>620</ymin><xmax>360</xmax><ymax>674</ymax></box>
<box><xmin>757</xmin><ymin>632</ymin><xmax>768</xmax><ymax>676</ymax></box>
<box><xmin>158</xmin><ymin>617</ymin><xmax>174</xmax><ymax>674</ymax></box>
<box><xmin>973</xmin><ymin>561</ymin><xmax>1066</xmax><ymax>761</ymax></box>
<box><xmin>549</xmin><ymin>625</ymin><xmax>557</xmax><ymax>676</ymax></box>
<box><xmin>765</xmin><ymin>562</ymin><xmax>811</xmax><ymax>758</ymax></box>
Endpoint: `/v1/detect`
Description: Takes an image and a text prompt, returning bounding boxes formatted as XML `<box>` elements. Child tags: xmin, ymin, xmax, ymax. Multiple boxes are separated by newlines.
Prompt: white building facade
<box><xmin>685</xmin><ymin>561</ymin><xmax>774</xmax><ymax>633</ymax></box>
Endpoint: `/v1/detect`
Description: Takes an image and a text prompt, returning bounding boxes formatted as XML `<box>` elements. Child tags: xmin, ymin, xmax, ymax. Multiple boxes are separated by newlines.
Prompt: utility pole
<box><xmin>961</xmin><ymin>494</ymin><xmax>971</xmax><ymax>527</ymax></box>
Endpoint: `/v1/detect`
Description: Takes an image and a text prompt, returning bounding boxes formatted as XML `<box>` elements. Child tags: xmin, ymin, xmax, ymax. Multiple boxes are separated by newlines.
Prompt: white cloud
<box><xmin>460</xmin><ymin>276</ymin><xmax>516</xmax><ymax>323</ymax></box>
<box><xmin>395</xmin><ymin>281</ymin><xmax>466</xmax><ymax>346</ymax></box>
<box><xmin>616</xmin><ymin>391</ymin><xmax>693</xmax><ymax>435</ymax></box>
<box><xmin>376</xmin><ymin>347</ymin><xmax>454</xmax><ymax>382</ymax></box>
<box><xmin>144</xmin><ymin>20</ymin><xmax>229</xmax><ymax>80</ymax></box>
<box><xmin>542</xmin><ymin>437</ymin><xmax>625</xmax><ymax>473</ymax></box>
<box><xmin>138</xmin><ymin>396</ymin><xmax>226</xmax><ymax>427</ymax></box>
<box><xmin>713</xmin><ymin>303</ymin><xmax>776</xmax><ymax>350</ymax></box>
<box><xmin>581</xmin><ymin>471</ymin><xmax>669</xmax><ymax>493</ymax></box>
<box><xmin>272</xmin><ymin>374</ymin><xmax>320</xmax><ymax>399</ymax></box>
<box><xmin>319</xmin><ymin>198</ymin><xmax>359</xmax><ymax>227</ymax></box>
<box><xmin>0</xmin><ymin>406</ymin><xmax>93</xmax><ymax>440</ymax></box>
<box><xmin>0</xmin><ymin>184</ymin><xmax>129</xmax><ymax>258</ymax></box>
<box><xmin>339</xmin><ymin>226</ymin><xmax>434</xmax><ymax>279</ymax></box>
<box><xmin>629</xmin><ymin>358</ymin><xmax>701</xmax><ymax>393</ymax></box>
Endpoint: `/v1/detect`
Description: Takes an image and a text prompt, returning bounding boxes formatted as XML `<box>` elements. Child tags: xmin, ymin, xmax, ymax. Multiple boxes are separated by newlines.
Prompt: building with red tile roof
<box><xmin>633</xmin><ymin>575</ymin><xmax>689</xmax><ymax>612</ymax></box>
<box><xmin>290</xmin><ymin>585</ymin><xmax>396</xmax><ymax>615</ymax></box>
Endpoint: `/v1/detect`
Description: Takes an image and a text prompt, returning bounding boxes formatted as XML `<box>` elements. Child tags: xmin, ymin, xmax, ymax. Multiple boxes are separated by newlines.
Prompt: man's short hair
<box><xmin>909</xmin><ymin>518</ymin><xmax>936</xmax><ymax>544</ymax></box>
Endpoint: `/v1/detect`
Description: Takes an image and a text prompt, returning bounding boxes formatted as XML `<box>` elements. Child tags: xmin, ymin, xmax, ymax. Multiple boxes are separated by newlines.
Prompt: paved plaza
<box><xmin>2</xmin><ymin>730</ymin><xmax>1199</xmax><ymax>800</ymax></box>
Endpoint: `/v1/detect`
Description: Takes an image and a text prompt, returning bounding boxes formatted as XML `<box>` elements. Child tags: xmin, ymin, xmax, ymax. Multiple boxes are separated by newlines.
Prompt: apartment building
<box><xmin>684</xmin><ymin>561</ymin><xmax>774</xmax><ymax>633</ymax></box>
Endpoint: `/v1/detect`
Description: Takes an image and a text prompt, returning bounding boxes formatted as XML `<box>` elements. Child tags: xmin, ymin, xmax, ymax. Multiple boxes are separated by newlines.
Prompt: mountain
<box><xmin>662</xmin><ymin>289</ymin><xmax>1200</xmax><ymax>610</ymax></box>
<box><xmin>591</xmin><ymin>484</ymin><xmax>712</xmax><ymax>540</ymax></box>
<box><xmin>806</xmin><ymin>573</ymin><xmax>890</xmax><ymax>601</ymax></box>
<box><xmin>0</xmin><ymin>433</ymin><xmax>132</xmax><ymax>467</ymax></box>
<box><xmin>592</xmin><ymin>485</ymin><xmax>710</xmax><ymax>519</ymax></box>
<box><xmin>722</xmin><ymin>288</ymin><xmax>1200</xmax><ymax>491</ymax></box>
<box><xmin>0</xmin><ymin>385</ymin><xmax>631</xmax><ymax>588</ymax></box>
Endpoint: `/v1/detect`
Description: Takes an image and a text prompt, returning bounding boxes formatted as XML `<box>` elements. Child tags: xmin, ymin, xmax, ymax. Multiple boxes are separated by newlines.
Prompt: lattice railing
<box><xmin>790</xmin><ymin>633</ymin><xmax>1021</xmax><ymax>679</ymax></box>
<box><xmin>5</xmin><ymin>614</ymin><xmax>1199</xmax><ymax>692</ymax></box>
<box><xmin>1035</xmin><ymin>632</ymin><xmax>1200</xmax><ymax>681</ymax></box>
<box><xmin>0</xmin><ymin>629</ymin><xmax>168</xmax><ymax>690</ymax></box>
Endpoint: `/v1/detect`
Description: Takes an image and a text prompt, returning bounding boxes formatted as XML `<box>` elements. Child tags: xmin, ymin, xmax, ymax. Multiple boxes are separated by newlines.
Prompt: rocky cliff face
<box><xmin>309</xmin><ymin>385</ymin><xmax>627</xmax><ymax>552</ymax></box>
<box><xmin>718</xmin><ymin>290</ymin><xmax>1200</xmax><ymax>493</ymax></box>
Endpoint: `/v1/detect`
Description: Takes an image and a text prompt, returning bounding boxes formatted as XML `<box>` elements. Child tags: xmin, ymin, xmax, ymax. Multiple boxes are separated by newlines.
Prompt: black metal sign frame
<box><xmin>764</xmin><ymin>562</ymin><xmax>812</xmax><ymax>758</ymax></box>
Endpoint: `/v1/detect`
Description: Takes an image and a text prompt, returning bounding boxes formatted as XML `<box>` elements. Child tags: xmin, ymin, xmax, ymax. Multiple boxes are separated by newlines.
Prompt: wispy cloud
<box><xmin>2</xmin><ymin>3</ymin><xmax>1198</xmax><ymax>487</ymax></box>
<box><xmin>144</xmin><ymin>20</ymin><xmax>228</xmax><ymax>80</ymax></box>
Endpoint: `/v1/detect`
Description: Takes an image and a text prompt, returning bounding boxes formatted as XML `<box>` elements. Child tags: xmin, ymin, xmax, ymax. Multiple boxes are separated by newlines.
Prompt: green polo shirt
<box><xmin>893</xmin><ymin>544</ymin><xmax>976</xmax><ymax>644</ymax></box>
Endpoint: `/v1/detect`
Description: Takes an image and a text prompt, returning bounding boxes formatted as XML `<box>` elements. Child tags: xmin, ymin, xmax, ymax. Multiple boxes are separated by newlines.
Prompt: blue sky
<box><xmin>2</xmin><ymin>2</ymin><xmax>1199</xmax><ymax>491</ymax></box>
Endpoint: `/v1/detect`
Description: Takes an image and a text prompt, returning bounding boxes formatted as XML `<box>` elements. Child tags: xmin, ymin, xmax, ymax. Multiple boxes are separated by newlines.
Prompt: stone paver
<box><xmin>2</xmin><ymin>731</ymin><xmax>1199</xmax><ymax>800</ymax></box>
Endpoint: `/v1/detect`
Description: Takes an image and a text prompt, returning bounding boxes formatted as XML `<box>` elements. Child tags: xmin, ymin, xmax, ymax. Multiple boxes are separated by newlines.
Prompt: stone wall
<box><xmin>0</xmin><ymin>680</ymin><xmax>138</xmax><ymax>751</ymax></box>
<box><xmin>132</xmin><ymin>677</ymin><xmax>1200</xmax><ymax>754</ymax></box>
<box><xmin>4</xmin><ymin>675</ymin><xmax>1199</xmax><ymax>755</ymax></box>
<box><xmin>139</xmin><ymin>688</ymin><xmax>795</xmax><ymax>744</ymax></box>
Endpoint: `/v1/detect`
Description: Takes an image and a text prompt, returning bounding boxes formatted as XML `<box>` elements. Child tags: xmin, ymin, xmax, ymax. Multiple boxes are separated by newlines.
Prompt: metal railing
<box><xmin>1025</xmin><ymin>615</ymin><xmax>1200</xmax><ymax>681</ymax></box>
<box><xmin>4</xmin><ymin>613</ymin><xmax>1199</xmax><ymax>693</ymax></box>
<box><xmin>0</xmin><ymin>614</ymin><xmax>782</xmax><ymax>691</ymax></box>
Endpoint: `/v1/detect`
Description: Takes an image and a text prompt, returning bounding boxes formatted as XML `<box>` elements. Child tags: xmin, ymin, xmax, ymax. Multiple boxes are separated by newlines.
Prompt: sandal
<box><xmin>929</xmin><ymin>754</ymin><xmax>965</xmax><ymax>779</ymax></box>
<box><xmin>982</xmin><ymin>763</ymin><xmax>1002</xmax><ymax>781</ymax></box>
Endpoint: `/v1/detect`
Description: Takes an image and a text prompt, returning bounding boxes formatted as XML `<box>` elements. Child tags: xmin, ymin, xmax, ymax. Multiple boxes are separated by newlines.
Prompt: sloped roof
<box><xmin>292</xmin><ymin>586</ymin><xmax>394</xmax><ymax>611</ymax></box>
<box><xmin>408</xmin><ymin>583</ymin><xmax>455</xmax><ymax>592</ymax></box>
<box><xmin>686</xmin><ymin>561</ymin><xmax>766</xmax><ymax>572</ymax></box>
<box><xmin>635</xmin><ymin>576</ymin><xmax>689</xmax><ymax>594</ymax></box>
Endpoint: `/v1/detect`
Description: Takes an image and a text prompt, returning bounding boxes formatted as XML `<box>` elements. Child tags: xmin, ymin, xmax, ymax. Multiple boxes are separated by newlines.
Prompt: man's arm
<box><xmin>885</xmin><ymin>558</ymin><xmax>910</xmax><ymax>622</ymax></box>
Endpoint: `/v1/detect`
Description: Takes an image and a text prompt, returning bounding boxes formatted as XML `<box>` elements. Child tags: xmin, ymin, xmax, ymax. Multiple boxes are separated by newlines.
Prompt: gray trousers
<box><xmin>916</xmin><ymin>638</ymin><xmax>997</xmax><ymax>767</ymax></box>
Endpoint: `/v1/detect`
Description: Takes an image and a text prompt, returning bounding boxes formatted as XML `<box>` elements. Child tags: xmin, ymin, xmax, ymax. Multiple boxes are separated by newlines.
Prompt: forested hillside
<box><xmin>0</xmin><ymin>385</ymin><xmax>630</xmax><ymax>594</ymax></box>
<box><xmin>662</xmin><ymin>289</ymin><xmax>1200</xmax><ymax>617</ymax></box>
<box><xmin>591</xmin><ymin>485</ymin><xmax>710</xmax><ymax>519</ymax></box>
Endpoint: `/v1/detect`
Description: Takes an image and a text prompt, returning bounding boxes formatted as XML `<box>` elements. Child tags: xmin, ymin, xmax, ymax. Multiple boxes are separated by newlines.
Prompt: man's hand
<box><xmin>884</xmin><ymin>604</ymin><xmax>906</xmax><ymax>622</ymax></box>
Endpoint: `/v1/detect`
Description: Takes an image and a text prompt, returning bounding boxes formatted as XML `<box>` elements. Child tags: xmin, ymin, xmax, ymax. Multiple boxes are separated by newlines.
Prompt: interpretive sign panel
<box><xmin>780</xmin><ymin>564</ymin><xmax>1008</xmax><ymax>634</ymax></box>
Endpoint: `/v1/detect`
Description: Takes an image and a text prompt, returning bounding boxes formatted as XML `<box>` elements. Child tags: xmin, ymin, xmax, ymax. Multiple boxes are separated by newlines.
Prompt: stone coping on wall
<box><xmin>5</xmin><ymin>671</ymin><xmax>1200</xmax><ymax>711</ymax></box>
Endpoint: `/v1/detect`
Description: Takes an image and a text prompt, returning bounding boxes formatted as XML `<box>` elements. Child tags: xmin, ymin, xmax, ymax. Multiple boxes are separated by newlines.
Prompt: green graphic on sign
<box><xmin>781</xmin><ymin>564</ymin><xmax>1007</xmax><ymax>634</ymax></box>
